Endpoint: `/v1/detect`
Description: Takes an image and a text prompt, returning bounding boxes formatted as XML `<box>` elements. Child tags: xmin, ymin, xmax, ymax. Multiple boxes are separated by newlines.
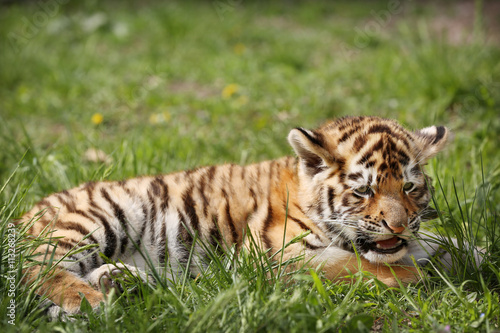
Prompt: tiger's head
<box><xmin>288</xmin><ymin>116</ymin><xmax>452</xmax><ymax>263</ymax></box>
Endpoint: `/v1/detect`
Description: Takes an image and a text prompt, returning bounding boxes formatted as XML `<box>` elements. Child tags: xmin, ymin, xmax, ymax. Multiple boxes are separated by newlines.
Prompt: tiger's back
<box><xmin>24</xmin><ymin>158</ymin><xmax>294</xmax><ymax>275</ymax></box>
<box><xmin>21</xmin><ymin>116</ymin><xmax>455</xmax><ymax>316</ymax></box>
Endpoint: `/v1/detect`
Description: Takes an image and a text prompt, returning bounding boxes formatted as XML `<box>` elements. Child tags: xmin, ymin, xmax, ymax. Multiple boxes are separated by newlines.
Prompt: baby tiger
<box><xmin>21</xmin><ymin>116</ymin><xmax>456</xmax><ymax>316</ymax></box>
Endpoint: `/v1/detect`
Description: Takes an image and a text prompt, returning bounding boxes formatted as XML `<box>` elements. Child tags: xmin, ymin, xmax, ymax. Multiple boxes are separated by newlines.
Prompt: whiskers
<box><xmin>317</xmin><ymin>219</ymin><xmax>358</xmax><ymax>228</ymax></box>
<box><xmin>314</xmin><ymin>213</ymin><xmax>359</xmax><ymax>229</ymax></box>
<box><xmin>312</xmin><ymin>214</ymin><xmax>359</xmax><ymax>245</ymax></box>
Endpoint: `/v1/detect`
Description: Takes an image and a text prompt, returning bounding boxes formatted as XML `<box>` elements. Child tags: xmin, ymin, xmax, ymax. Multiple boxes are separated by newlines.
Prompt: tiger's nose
<box><xmin>381</xmin><ymin>219</ymin><xmax>406</xmax><ymax>234</ymax></box>
<box><xmin>379</xmin><ymin>198</ymin><xmax>408</xmax><ymax>234</ymax></box>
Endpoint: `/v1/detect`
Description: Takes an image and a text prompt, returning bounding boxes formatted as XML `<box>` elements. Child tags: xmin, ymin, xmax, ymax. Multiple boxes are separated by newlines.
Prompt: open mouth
<box><xmin>368</xmin><ymin>236</ymin><xmax>407</xmax><ymax>254</ymax></box>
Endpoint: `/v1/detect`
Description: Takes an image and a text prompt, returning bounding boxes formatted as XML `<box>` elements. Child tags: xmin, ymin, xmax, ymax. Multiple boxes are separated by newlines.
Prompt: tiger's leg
<box><xmin>26</xmin><ymin>265</ymin><xmax>104</xmax><ymax>314</ymax></box>
<box><xmin>30</xmin><ymin>263</ymin><xmax>151</xmax><ymax>318</ymax></box>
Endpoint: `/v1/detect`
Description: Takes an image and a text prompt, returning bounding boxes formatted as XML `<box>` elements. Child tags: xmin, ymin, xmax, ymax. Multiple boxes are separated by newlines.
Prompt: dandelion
<box><xmin>221</xmin><ymin>84</ymin><xmax>239</xmax><ymax>99</ymax></box>
<box><xmin>91</xmin><ymin>113</ymin><xmax>103</xmax><ymax>125</ymax></box>
<box><xmin>149</xmin><ymin>111</ymin><xmax>171</xmax><ymax>125</ymax></box>
<box><xmin>233</xmin><ymin>43</ymin><xmax>246</xmax><ymax>55</ymax></box>
<box><xmin>149</xmin><ymin>113</ymin><xmax>159</xmax><ymax>124</ymax></box>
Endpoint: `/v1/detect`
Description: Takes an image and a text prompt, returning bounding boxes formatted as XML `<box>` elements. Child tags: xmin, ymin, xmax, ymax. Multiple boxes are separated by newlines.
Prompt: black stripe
<box><xmin>353</xmin><ymin>135</ymin><xmax>366</xmax><ymax>152</ymax></box>
<box><xmin>36</xmin><ymin>199</ymin><xmax>53</xmax><ymax>212</ymax></box>
<box><xmin>241</xmin><ymin>166</ymin><xmax>246</xmax><ymax>181</ymax></box>
<box><xmin>58</xmin><ymin>221</ymin><xmax>94</xmax><ymax>241</ymax></box>
<box><xmin>71</xmin><ymin>208</ymin><xmax>95</xmax><ymax>222</ymax></box>
<box><xmin>357</xmin><ymin>150</ymin><xmax>372</xmax><ymax>165</ymax></box>
<box><xmin>199</xmin><ymin>174</ymin><xmax>209</xmax><ymax>217</ymax></box>
<box><xmin>249</xmin><ymin>188</ymin><xmax>258</xmax><ymax>211</ymax></box>
<box><xmin>294</xmin><ymin>203</ymin><xmax>307</xmax><ymax>216</ymax></box>
<box><xmin>261</xmin><ymin>205</ymin><xmax>273</xmax><ymax>250</ymax></box>
<box><xmin>338</xmin><ymin>126</ymin><xmax>360</xmax><ymax>143</ymax></box>
<box><xmin>368</xmin><ymin>124</ymin><xmax>393</xmax><ymax>135</ymax></box>
<box><xmin>387</xmin><ymin>137</ymin><xmax>397</xmax><ymax>152</ymax></box>
<box><xmin>207</xmin><ymin>166</ymin><xmax>216</xmax><ymax>182</ymax></box>
<box><xmin>185</xmin><ymin>167</ymin><xmax>198</xmax><ymax>176</ymax></box>
<box><xmin>365</xmin><ymin>160</ymin><xmax>376</xmax><ymax>168</ymax></box>
<box><xmin>134</xmin><ymin>203</ymin><xmax>149</xmax><ymax>250</ymax></box>
<box><xmin>55</xmin><ymin>192</ymin><xmax>76</xmax><ymax>213</ymax></box>
<box><xmin>177</xmin><ymin>209</ymin><xmax>193</xmax><ymax>264</ymax></box>
<box><xmin>371</xmin><ymin>138</ymin><xmax>384</xmax><ymax>152</ymax></box>
<box><xmin>55</xmin><ymin>239</ymin><xmax>77</xmax><ymax>250</ymax></box>
<box><xmin>328</xmin><ymin>187</ymin><xmax>335</xmax><ymax>210</ymax></box>
<box><xmin>208</xmin><ymin>224</ymin><xmax>223</xmax><ymax>250</ymax></box>
<box><xmin>338</xmin><ymin>172</ymin><xmax>346</xmax><ymax>182</ymax></box>
<box><xmin>78</xmin><ymin>261</ymin><xmax>86</xmax><ymax>276</ymax></box>
<box><xmin>101</xmin><ymin>188</ymin><xmax>129</xmax><ymax>255</ymax></box>
<box><xmin>287</xmin><ymin>215</ymin><xmax>312</xmax><ymax>232</ymax></box>
<box><xmin>378</xmin><ymin>162</ymin><xmax>388</xmax><ymax>173</ymax></box>
<box><xmin>183</xmin><ymin>186</ymin><xmax>200</xmax><ymax>233</ymax></box>
<box><xmin>157</xmin><ymin>177</ymin><xmax>170</xmax><ymax>212</ymax></box>
<box><xmin>222</xmin><ymin>189</ymin><xmax>238</xmax><ymax>244</ymax></box>
<box><xmin>228</xmin><ymin>164</ymin><xmax>234</xmax><ymax>180</ymax></box>
<box><xmin>151</xmin><ymin>176</ymin><xmax>170</xmax><ymax>213</ymax></box>
<box><xmin>296</xmin><ymin>127</ymin><xmax>322</xmax><ymax>147</ymax></box>
<box><xmin>88</xmin><ymin>208</ymin><xmax>117</xmax><ymax>259</ymax></box>
<box><xmin>147</xmin><ymin>191</ymin><xmax>157</xmax><ymax>247</ymax></box>
<box><xmin>317</xmin><ymin>186</ymin><xmax>325</xmax><ymax>218</ymax></box>
<box><xmin>84</xmin><ymin>182</ymin><xmax>96</xmax><ymax>202</ymax></box>
<box><xmin>341</xmin><ymin>196</ymin><xmax>350</xmax><ymax>207</ymax></box>
<box><xmin>158</xmin><ymin>221</ymin><xmax>167</xmax><ymax>264</ymax></box>
<box><xmin>150</xmin><ymin>178</ymin><xmax>161</xmax><ymax>196</ymax></box>
<box><xmin>304</xmin><ymin>241</ymin><xmax>323</xmax><ymax>250</ymax></box>
<box><xmin>347</xmin><ymin>172</ymin><xmax>363</xmax><ymax>181</ymax></box>
<box><xmin>59</xmin><ymin>218</ymin><xmax>100</xmax><ymax>268</ymax></box>
<box><xmin>398</xmin><ymin>150</ymin><xmax>410</xmax><ymax>166</ymax></box>
<box><xmin>433</xmin><ymin>126</ymin><xmax>446</xmax><ymax>144</ymax></box>
<box><xmin>410</xmin><ymin>164</ymin><xmax>421</xmax><ymax>176</ymax></box>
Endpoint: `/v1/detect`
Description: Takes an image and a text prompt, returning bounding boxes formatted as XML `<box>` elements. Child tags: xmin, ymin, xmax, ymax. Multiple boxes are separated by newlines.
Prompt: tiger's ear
<box><xmin>288</xmin><ymin>127</ymin><xmax>334</xmax><ymax>177</ymax></box>
<box><xmin>413</xmin><ymin>125</ymin><xmax>454</xmax><ymax>163</ymax></box>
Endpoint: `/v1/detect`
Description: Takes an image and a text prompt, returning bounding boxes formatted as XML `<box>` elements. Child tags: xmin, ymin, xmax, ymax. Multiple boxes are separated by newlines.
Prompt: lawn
<box><xmin>0</xmin><ymin>0</ymin><xmax>499</xmax><ymax>331</ymax></box>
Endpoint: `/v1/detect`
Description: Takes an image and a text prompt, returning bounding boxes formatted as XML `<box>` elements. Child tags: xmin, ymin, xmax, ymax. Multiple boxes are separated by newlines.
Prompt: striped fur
<box><xmin>21</xmin><ymin>116</ymin><xmax>455</xmax><ymax>315</ymax></box>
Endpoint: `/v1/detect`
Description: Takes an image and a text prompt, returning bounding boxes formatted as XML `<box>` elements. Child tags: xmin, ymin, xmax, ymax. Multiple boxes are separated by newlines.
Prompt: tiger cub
<box><xmin>21</xmin><ymin>116</ymin><xmax>454</xmax><ymax>315</ymax></box>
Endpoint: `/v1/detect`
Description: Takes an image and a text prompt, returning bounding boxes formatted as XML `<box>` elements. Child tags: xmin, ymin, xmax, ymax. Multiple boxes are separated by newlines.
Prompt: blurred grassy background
<box><xmin>1</xmin><ymin>1</ymin><xmax>499</xmax><ymax>190</ymax></box>
<box><xmin>0</xmin><ymin>0</ymin><xmax>499</xmax><ymax>331</ymax></box>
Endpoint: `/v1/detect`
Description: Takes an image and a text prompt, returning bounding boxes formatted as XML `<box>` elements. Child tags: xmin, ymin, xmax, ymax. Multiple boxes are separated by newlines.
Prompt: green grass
<box><xmin>1</xmin><ymin>0</ymin><xmax>499</xmax><ymax>331</ymax></box>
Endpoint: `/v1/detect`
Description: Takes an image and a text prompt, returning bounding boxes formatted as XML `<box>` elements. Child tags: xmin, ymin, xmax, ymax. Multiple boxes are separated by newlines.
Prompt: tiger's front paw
<box><xmin>87</xmin><ymin>264</ymin><xmax>125</xmax><ymax>293</ymax></box>
<box><xmin>87</xmin><ymin>263</ymin><xmax>151</xmax><ymax>294</ymax></box>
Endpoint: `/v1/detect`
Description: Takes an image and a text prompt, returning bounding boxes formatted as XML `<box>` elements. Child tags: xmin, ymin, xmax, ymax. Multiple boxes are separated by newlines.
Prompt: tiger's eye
<box><xmin>403</xmin><ymin>182</ymin><xmax>414</xmax><ymax>192</ymax></box>
<box><xmin>355</xmin><ymin>185</ymin><xmax>371</xmax><ymax>195</ymax></box>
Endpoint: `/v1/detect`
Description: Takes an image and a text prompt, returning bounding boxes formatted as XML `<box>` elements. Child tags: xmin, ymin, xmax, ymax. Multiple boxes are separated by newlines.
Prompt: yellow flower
<box><xmin>149</xmin><ymin>113</ymin><xmax>159</xmax><ymax>124</ymax></box>
<box><xmin>149</xmin><ymin>111</ymin><xmax>171</xmax><ymax>125</ymax></box>
<box><xmin>233</xmin><ymin>43</ymin><xmax>246</xmax><ymax>55</ymax></box>
<box><xmin>91</xmin><ymin>113</ymin><xmax>103</xmax><ymax>125</ymax></box>
<box><xmin>221</xmin><ymin>84</ymin><xmax>239</xmax><ymax>99</ymax></box>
